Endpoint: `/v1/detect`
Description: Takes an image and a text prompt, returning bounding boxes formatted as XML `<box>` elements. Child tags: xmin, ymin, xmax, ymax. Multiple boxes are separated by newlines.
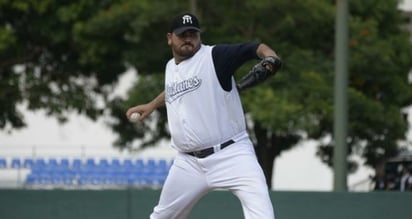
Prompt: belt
<box><xmin>185</xmin><ymin>139</ymin><xmax>235</xmax><ymax>158</ymax></box>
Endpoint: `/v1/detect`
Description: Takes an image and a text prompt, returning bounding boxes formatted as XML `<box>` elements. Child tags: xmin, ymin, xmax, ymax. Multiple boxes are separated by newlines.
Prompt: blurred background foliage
<box><xmin>1</xmin><ymin>0</ymin><xmax>412</xmax><ymax>188</ymax></box>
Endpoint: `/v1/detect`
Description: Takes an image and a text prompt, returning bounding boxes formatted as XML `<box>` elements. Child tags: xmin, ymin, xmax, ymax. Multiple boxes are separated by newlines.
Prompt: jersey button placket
<box><xmin>182</xmin><ymin>118</ymin><xmax>191</xmax><ymax>151</ymax></box>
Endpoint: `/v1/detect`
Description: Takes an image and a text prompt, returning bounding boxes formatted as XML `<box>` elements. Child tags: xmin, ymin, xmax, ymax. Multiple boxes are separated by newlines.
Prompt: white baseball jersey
<box><xmin>165</xmin><ymin>44</ymin><xmax>248</xmax><ymax>152</ymax></box>
<box><xmin>152</xmin><ymin>42</ymin><xmax>275</xmax><ymax>219</ymax></box>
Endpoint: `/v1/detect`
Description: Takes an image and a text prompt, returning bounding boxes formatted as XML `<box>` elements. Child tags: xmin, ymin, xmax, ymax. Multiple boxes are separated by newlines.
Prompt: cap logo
<box><xmin>170</xmin><ymin>13</ymin><xmax>200</xmax><ymax>34</ymax></box>
<box><xmin>182</xmin><ymin>15</ymin><xmax>193</xmax><ymax>24</ymax></box>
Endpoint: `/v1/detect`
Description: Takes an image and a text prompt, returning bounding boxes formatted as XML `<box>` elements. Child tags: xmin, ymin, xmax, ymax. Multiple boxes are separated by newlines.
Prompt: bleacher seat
<box><xmin>123</xmin><ymin>159</ymin><xmax>133</xmax><ymax>167</ymax></box>
<box><xmin>140</xmin><ymin>172</ymin><xmax>162</xmax><ymax>186</ymax></box>
<box><xmin>61</xmin><ymin>159</ymin><xmax>70</xmax><ymax>168</ymax></box>
<box><xmin>33</xmin><ymin>159</ymin><xmax>47</xmax><ymax>168</ymax></box>
<box><xmin>11</xmin><ymin>158</ymin><xmax>22</xmax><ymax>168</ymax></box>
<box><xmin>72</xmin><ymin>159</ymin><xmax>82</xmax><ymax>169</ymax></box>
<box><xmin>97</xmin><ymin>159</ymin><xmax>110</xmax><ymax>168</ymax></box>
<box><xmin>36</xmin><ymin>172</ymin><xmax>52</xmax><ymax>185</ymax></box>
<box><xmin>0</xmin><ymin>158</ymin><xmax>6</xmax><ymax>168</ymax></box>
<box><xmin>151</xmin><ymin>171</ymin><xmax>168</xmax><ymax>186</ymax></box>
<box><xmin>127</xmin><ymin>172</ymin><xmax>142</xmax><ymax>186</ymax></box>
<box><xmin>158</xmin><ymin>159</ymin><xmax>168</xmax><ymax>168</ymax></box>
<box><xmin>50</xmin><ymin>172</ymin><xmax>72</xmax><ymax>185</ymax></box>
<box><xmin>112</xmin><ymin>171</ymin><xmax>129</xmax><ymax>185</ymax></box>
<box><xmin>136</xmin><ymin>159</ymin><xmax>145</xmax><ymax>168</ymax></box>
<box><xmin>23</xmin><ymin>158</ymin><xmax>34</xmax><ymax>168</ymax></box>
<box><xmin>25</xmin><ymin>174</ymin><xmax>36</xmax><ymax>185</ymax></box>
<box><xmin>56</xmin><ymin>158</ymin><xmax>70</xmax><ymax>170</ymax></box>
<box><xmin>111</xmin><ymin>159</ymin><xmax>121</xmax><ymax>167</ymax></box>
<box><xmin>157</xmin><ymin>159</ymin><xmax>171</xmax><ymax>173</ymax></box>
<box><xmin>48</xmin><ymin>158</ymin><xmax>59</xmax><ymax>167</ymax></box>
<box><xmin>78</xmin><ymin>171</ymin><xmax>105</xmax><ymax>185</ymax></box>
<box><xmin>86</xmin><ymin>158</ymin><xmax>96</xmax><ymax>168</ymax></box>
<box><xmin>146</xmin><ymin>159</ymin><xmax>156</xmax><ymax>169</ymax></box>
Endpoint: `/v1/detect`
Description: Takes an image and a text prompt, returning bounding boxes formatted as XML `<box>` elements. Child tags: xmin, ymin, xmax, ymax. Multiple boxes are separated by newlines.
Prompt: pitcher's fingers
<box><xmin>126</xmin><ymin>107</ymin><xmax>138</xmax><ymax>118</ymax></box>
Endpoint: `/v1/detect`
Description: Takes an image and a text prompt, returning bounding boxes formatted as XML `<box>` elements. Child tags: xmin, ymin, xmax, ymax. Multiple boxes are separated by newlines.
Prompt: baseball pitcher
<box><xmin>126</xmin><ymin>12</ymin><xmax>282</xmax><ymax>219</ymax></box>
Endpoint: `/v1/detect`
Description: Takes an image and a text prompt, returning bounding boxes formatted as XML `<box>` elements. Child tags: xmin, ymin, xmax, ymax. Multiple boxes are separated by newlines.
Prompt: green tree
<box><xmin>0</xmin><ymin>0</ymin><xmax>165</xmax><ymax>129</ymax></box>
<box><xmin>0</xmin><ymin>0</ymin><xmax>124</xmax><ymax>129</ymax></box>
<box><xmin>328</xmin><ymin>0</ymin><xmax>412</xmax><ymax>167</ymax></box>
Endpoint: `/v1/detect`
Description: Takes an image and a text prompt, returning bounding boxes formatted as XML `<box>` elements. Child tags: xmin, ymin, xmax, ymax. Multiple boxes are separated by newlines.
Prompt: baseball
<box><xmin>129</xmin><ymin>112</ymin><xmax>141</xmax><ymax>122</ymax></box>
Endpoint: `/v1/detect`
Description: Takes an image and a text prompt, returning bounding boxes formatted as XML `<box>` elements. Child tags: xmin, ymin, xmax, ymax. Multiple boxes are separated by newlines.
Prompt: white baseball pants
<box><xmin>149</xmin><ymin>137</ymin><xmax>275</xmax><ymax>219</ymax></box>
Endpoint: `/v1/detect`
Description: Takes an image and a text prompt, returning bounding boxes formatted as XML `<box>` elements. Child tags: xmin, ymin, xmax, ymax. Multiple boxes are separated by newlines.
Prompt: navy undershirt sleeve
<box><xmin>212</xmin><ymin>42</ymin><xmax>260</xmax><ymax>91</ymax></box>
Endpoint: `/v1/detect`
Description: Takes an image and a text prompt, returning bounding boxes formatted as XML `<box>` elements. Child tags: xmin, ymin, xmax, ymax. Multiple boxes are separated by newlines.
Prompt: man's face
<box><xmin>167</xmin><ymin>30</ymin><xmax>201</xmax><ymax>61</ymax></box>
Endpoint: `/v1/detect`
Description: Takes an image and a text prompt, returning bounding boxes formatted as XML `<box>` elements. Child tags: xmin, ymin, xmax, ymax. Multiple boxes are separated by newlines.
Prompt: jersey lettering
<box><xmin>166</xmin><ymin>76</ymin><xmax>202</xmax><ymax>103</ymax></box>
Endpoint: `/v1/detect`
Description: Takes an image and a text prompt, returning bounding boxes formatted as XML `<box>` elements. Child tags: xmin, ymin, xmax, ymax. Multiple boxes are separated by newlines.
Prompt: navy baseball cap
<box><xmin>170</xmin><ymin>13</ymin><xmax>200</xmax><ymax>35</ymax></box>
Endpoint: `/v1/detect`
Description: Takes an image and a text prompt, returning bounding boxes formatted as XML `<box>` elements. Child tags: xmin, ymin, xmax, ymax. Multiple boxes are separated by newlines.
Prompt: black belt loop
<box><xmin>186</xmin><ymin>139</ymin><xmax>235</xmax><ymax>158</ymax></box>
<box><xmin>220</xmin><ymin>139</ymin><xmax>235</xmax><ymax>148</ymax></box>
